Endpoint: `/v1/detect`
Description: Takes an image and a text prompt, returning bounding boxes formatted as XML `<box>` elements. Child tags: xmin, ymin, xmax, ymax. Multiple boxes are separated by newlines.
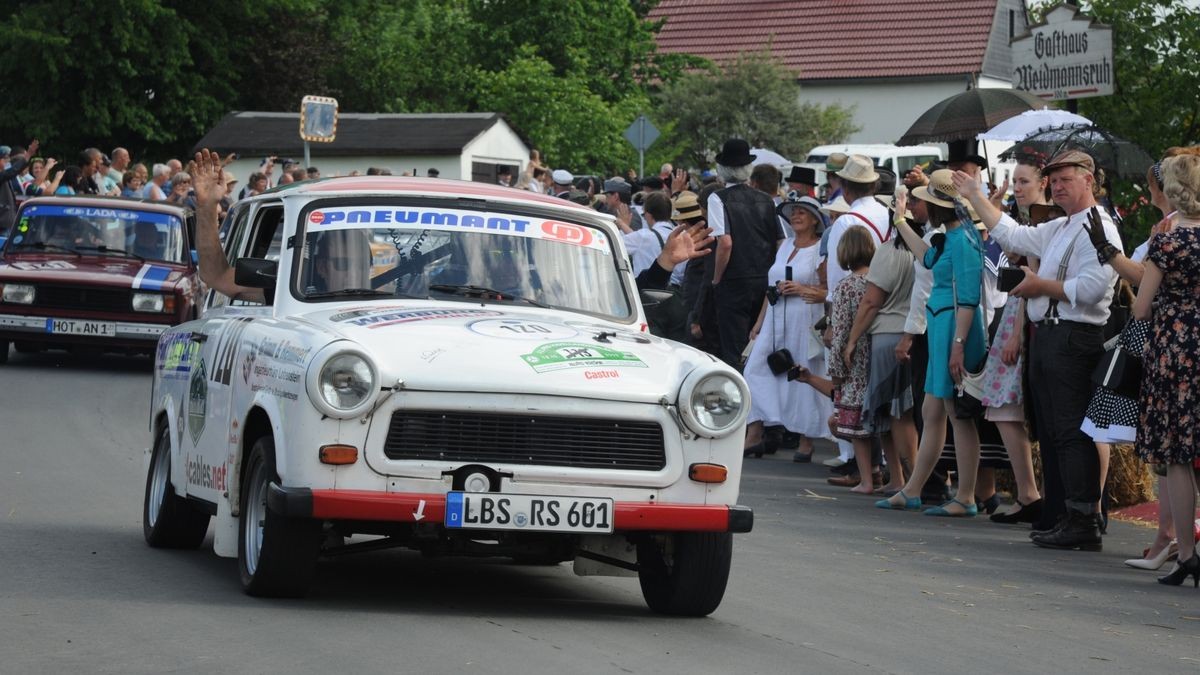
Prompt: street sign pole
<box><xmin>304</xmin><ymin>141</ymin><xmax>311</xmax><ymax>170</ymax></box>
<box><xmin>638</xmin><ymin>115</ymin><xmax>645</xmax><ymax>178</ymax></box>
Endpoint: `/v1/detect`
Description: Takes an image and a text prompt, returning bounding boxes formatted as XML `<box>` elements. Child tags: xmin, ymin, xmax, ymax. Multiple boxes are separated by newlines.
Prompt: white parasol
<box><xmin>976</xmin><ymin>108</ymin><xmax>1093</xmax><ymax>142</ymax></box>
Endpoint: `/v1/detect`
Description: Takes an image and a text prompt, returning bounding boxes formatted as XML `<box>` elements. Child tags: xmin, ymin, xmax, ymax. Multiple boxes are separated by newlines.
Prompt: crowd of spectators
<box><xmin>4</xmin><ymin>133</ymin><xmax>1197</xmax><ymax>588</ymax></box>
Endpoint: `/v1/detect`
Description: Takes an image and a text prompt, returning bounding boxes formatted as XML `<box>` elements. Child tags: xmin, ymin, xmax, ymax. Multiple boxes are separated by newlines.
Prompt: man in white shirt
<box><xmin>955</xmin><ymin>150</ymin><xmax>1121</xmax><ymax>552</ymax></box>
<box><xmin>823</xmin><ymin>155</ymin><xmax>891</xmax><ymax>302</ymax></box>
<box><xmin>622</xmin><ymin>192</ymin><xmax>678</xmax><ymax>277</ymax></box>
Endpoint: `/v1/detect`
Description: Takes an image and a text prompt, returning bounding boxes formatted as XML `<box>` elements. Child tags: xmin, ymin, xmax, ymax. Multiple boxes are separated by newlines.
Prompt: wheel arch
<box><xmin>230</xmin><ymin>403</ymin><xmax>281</xmax><ymax>516</ymax></box>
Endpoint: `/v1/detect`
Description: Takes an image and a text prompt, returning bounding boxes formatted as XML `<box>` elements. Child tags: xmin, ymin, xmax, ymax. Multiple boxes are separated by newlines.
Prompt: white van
<box><xmin>798</xmin><ymin>144</ymin><xmax>945</xmax><ymax>189</ymax></box>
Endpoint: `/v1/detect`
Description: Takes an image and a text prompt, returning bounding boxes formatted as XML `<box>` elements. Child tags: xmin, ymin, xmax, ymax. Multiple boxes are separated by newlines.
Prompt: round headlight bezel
<box><xmin>305</xmin><ymin>343</ymin><xmax>378</xmax><ymax>419</ymax></box>
<box><xmin>677</xmin><ymin>368</ymin><xmax>749</xmax><ymax>438</ymax></box>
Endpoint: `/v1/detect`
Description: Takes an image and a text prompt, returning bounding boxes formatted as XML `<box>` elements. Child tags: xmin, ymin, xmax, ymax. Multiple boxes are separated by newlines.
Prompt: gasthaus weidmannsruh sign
<box><xmin>1011</xmin><ymin>2</ymin><xmax>1114</xmax><ymax>102</ymax></box>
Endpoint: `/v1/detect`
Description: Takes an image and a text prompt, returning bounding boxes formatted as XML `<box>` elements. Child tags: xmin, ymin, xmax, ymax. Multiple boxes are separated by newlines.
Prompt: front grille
<box><xmin>383</xmin><ymin>411</ymin><xmax>666</xmax><ymax>471</ymax></box>
<box><xmin>35</xmin><ymin>284</ymin><xmax>132</xmax><ymax>312</ymax></box>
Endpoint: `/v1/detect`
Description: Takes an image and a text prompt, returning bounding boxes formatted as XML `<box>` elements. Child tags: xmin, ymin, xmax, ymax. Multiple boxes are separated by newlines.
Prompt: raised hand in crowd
<box><xmin>190</xmin><ymin>149</ymin><xmax>264</xmax><ymax>304</ymax></box>
<box><xmin>657</xmin><ymin>222</ymin><xmax>714</xmax><ymax>269</ymax></box>
<box><xmin>903</xmin><ymin>164</ymin><xmax>928</xmax><ymax>188</ymax></box>
<box><xmin>613</xmin><ymin>202</ymin><xmax>633</xmax><ymax>232</ymax></box>
<box><xmin>989</xmin><ymin>176</ymin><xmax>1010</xmax><ymax>210</ymax></box>
<box><xmin>671</xmin><ymin>169</ymin><xmax>689</xmax><ymax>195</ymax></box>
<box><xmin>1082</xmin><ymin>205</ymin><xmax>1119</xmax><ymax>263</ymax></box>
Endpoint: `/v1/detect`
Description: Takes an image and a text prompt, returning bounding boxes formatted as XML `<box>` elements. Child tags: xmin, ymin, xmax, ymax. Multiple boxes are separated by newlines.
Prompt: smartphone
<box><xmin>997</xmin><ymin>267</ymin><xmax>1025</xmax><ymax>293</ymax></box>
<box><xmin>785</xmin><ymin>266</ymin><xmax>793</xmax><ymax>282</ymax></box>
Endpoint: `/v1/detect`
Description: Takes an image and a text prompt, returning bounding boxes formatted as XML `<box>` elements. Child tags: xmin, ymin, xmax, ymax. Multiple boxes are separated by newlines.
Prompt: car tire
<box><xmin>143</xmin><ymin>425</ymin><xmax>210</xmax><ymax>548</ymax></box>
<box><xmin>238</xmin><ymin>436</ymin><xmax>320</xmax><ymax>598</ymax></box>
<box><xmin>13</xmin><ymin>341</ymin><xmax>40</xmax><ymax>353</ymax></box>
<box><xmin>0</xmin><ymin>339</ymin><xmax>9</xmax><ymax>364</ymax></box>
<box><xmin>636</xmin><ymin>532</ymin><xmax>733</xmax><ymax>617</ymax></box>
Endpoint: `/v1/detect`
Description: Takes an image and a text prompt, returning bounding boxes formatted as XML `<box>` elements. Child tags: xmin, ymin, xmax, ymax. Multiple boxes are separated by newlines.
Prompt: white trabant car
<box><xmin>143</xmin><ymin>177</ymin><xmax>753</xmax><ymax>616</ymax></box>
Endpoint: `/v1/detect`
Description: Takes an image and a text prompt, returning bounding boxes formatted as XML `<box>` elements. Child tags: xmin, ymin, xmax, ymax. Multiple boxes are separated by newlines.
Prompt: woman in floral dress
<box><xmin>1133</xmin><ymin>153</ymin><xmax>1200</xmax><ymax>587</ymax></box>
<box><xmin>827</xmin><ymin>226</ymin><xmax>877</xmax><ymax>494</ymax></box>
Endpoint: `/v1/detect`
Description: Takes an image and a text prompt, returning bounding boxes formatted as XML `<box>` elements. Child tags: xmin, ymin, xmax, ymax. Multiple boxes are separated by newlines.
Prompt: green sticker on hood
<box><xmin>521</xmin><ymin>342</ymin><xmax>647</xmax><ymax>373</ymax></box>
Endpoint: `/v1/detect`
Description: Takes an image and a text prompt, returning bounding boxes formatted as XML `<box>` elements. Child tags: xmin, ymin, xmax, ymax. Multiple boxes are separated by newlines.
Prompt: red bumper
<box><xmin>267</xmin><ymin>485</ymin><xmax>753</xmax><ymax>533</ymax></box>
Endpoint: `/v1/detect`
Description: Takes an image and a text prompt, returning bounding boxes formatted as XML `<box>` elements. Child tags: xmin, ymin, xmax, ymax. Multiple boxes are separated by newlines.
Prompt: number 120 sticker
<box><xmin>467</xmin><ymin>319</ymin><xmax>578</xmax><ymax>340</ymax></box>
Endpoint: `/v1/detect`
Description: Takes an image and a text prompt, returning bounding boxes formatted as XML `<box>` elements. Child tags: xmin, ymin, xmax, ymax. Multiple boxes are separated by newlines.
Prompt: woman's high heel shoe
<box><xmin>1125</xmin><ymin>540</ymin><xmax>1177</xmax><ymax>571</ymax></box>
<box><xmin>1157</xmin><ymin>551</ymin><xmax>1200</xmax><ymax>587</ymax></box>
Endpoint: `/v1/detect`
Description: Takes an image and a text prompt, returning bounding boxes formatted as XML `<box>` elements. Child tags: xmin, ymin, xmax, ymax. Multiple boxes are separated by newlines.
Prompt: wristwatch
<box><xmin>953</xmin><ymin>336</ymin><xmax>965</xmax><ymax>344</ymax></box>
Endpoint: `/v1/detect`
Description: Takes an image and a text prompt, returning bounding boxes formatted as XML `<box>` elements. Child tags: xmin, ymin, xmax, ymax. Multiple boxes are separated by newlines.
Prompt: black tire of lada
<box><xmin>636</xmin><ymin>532</ymin><xmax>733</xmax><ymax>617</ymax></box>
<box><xmin>143</xmin><ymin>424</ymin><xmax>211</xmax><ymax>548</ymax></box>
<box><xmin>0</xmin><ymin>339</ymin><xmax>9</xmax><ymax>364</ymax></box>
<box><xmin>238</xmin><ymin>436</ymin><xmax>321</xmax><ymax>597</ymax></box>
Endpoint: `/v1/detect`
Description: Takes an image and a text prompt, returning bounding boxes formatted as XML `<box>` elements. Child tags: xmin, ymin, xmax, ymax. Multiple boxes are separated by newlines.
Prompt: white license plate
<box><xmin>45</xmin><ymin>319</ymin><xmax>117</xmax><ymax>336</ymax></box>
<box><xmin>445</xmin><ymin>492</ymin><xmax>614</xmax><ymax>534</ymax></box>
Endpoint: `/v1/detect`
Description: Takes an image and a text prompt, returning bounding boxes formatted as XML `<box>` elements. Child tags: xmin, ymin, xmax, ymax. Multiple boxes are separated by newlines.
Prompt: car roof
<box><xmin>19</xmin><ymin>195</ymin><xmax>192</xmax><ymax>217</ymax></box>
<box><xmin>249</xmin><ymin>176</ymin><xmax>601</xmax><ymax>217</ymax></box>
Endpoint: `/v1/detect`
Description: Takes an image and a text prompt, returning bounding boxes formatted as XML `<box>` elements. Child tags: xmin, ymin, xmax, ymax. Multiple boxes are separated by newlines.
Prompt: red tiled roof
<box><xmin>648</xmin><ymin>0</ymin><xmax>998</xmax><ymax>80</ymax></box>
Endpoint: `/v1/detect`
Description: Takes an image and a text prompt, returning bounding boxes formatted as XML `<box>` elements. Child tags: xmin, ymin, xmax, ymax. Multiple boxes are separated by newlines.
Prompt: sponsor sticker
<box><xmin>10</xmin><ymin>260</ymin><xmax>76</xmax><ymax>271</ymax></box>
<box><xmin>520</xmin><ymin>342</ymin><xmax>647</xmax><ymax>373</ymax></box>
<box><xmin>131</xmin><ymin>264</ymin><xmax>173</xmax><ymax>291</ymax></box>
<box><xmin>336</xmin><ymin>307</ymin><xmax>503</xmax><ymax>329</ymax></box>
<box><xmin>157</xmin><ymin>331</ymin><xmax>200</xmax><ymax>378</ymax></box>
<box><xmin>188</xmin><ymin>360</ymin><xmax>208</xmax><ymax>445</ymax></box>
<box><xmin>467</xmin><ymin>318</ymin><xmax>578</xmax><ymax>340</ymax></box>
<box><xmin>185</xmin><ymin>453</ymin><xmax>227</xmax><ymax>491</ymax></box>
<box><xmin>584</xmin><ymin>370</ymin><xmax>620</xmax><ymax>380</ymax></box>
<box><xmin>304</xmin><ymin>206</ymin><xmax>610</xmax><ymax>252</ymax></box>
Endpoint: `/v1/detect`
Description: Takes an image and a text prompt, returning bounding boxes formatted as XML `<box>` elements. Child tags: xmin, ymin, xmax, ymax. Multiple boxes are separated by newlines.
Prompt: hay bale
<box><xmin>993</xmin><ymin>441</ymin><xmax>1154</xmax><ymax>508</ymax></box>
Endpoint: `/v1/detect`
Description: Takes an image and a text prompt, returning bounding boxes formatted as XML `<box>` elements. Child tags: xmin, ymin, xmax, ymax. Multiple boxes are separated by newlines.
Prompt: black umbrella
<box><xmin>998</xmin><ymin>124</ymin><xmax>1155</xmax><ymax>180</ymax></box>
<box><xmin>897</xmin><ymin>88</ymin><xmax>1048</xmax><ymax>146</ymax></box>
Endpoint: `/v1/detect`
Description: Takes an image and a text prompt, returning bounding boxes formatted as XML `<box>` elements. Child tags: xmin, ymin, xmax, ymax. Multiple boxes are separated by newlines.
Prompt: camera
<box><xmin>765</xmin><ymin>285</ymin><xmax>782</xmax><ymax>305</ymax></box>
<box><xmin>997</xmin><ymin>267</ymin><xmax>1025</xmax><ymax>293</ymax></box>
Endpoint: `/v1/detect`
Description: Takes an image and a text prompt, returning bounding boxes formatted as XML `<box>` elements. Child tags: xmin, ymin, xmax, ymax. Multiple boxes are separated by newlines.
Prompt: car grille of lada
<box><xmin>382</xmin><ymin>411</ymin><xmax>667</xmax><ymax>470</ymax></box>
<box><xmin>33</xmin><ymin>284</ymin><xmax>133</xmax><ymax>312</ymax></box>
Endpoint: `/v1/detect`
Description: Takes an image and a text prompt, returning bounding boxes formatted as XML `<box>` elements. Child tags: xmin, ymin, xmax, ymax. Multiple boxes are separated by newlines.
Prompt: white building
<box><xmin>193</xmin><ymin>112</ymin><xmax>530</xmax><ymax>185</ymax></box>
<box><xmin>649</xmin><ymin>0</ymin><xmax>1032</xmax><ymax>145</ymax></box>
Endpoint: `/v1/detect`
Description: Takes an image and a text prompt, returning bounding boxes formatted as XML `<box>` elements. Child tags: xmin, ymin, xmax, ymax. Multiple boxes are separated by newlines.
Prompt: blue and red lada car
<box><xmin>0</xmin><ymin>196</ymin><xmax>203</xmax><ymax>362</ymax></box>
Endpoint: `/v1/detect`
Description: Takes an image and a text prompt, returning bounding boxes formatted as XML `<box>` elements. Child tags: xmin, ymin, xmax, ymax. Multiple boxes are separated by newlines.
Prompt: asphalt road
<box><xmin>2</xmin><ymin>350</ymin><xmax>1198</xmax><ymax>675</ymax></box>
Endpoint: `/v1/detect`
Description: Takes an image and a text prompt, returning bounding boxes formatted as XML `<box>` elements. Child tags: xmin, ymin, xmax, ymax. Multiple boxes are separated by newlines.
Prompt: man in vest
<box><xmin>705</xmin><ymin>138</ymin><xmax>784</xmax><ymax>368</ymax></box>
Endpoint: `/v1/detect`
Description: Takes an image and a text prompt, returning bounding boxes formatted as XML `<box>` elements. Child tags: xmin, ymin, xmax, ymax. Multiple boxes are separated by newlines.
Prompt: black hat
<box><xmin>875</xmin><ymin>166</ymin><xmax>897</xmax><ymax>195</ymax></box>
<box><xmin>640</xmin><ymin>176</ymin><xmax>664</xmax><ymax>190</ymax></box>
<box><xmin>715</xmin><ymin>138</ymin><xmax>756</xmax><ymax>167</ymax></box>
<box><xmin>947</xmin><ymin>139</ymin><xmax>989</xmax><ymax>169</ymax></box>
<box><xmin>786</xmin><ymin>166</ymin><xmax>816</xmax><ymax>185</ymax></box>
<box><xmin>427</xmin><ymin>168</ymin><xmax>440</xmax><ymax>177</ymax></box>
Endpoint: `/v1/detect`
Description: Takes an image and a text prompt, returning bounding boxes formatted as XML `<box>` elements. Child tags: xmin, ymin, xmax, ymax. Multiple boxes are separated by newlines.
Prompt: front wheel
<box><xmin>238</xmin><ymin>436</ymin><xmax>321</xmax><ymax>597</ymax></box>
<box><xmin>637</xmin><ymin>532</ymin><xmax>733</xmax><ymax>616</ymax></box>
<box><xmin>143</xmin><ymin>425</ymin><xmax>210</xmax><ymax>548</ymax></box>
<box><xmin>0</xmin><ymin>339</ymin><xmax>9</xmax><ymax>364</ymax></box>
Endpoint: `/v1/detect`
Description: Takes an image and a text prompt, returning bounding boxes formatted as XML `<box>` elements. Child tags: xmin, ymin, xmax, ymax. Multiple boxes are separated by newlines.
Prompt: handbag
<box><xmin>1091</xmin><ymin>333</ymin><xmax>1143</xmax><ymax>399</ymax></box>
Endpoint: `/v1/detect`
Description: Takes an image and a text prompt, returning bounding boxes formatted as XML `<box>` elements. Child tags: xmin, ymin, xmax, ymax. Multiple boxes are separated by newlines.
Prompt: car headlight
<box><xmin>306</xmin><ymin>345</ymin><xmax>378</xmax><ymax>418</ymax></box>
<box><xmin>132</xmin><ymin>292</ymin><xmax>165</xmax><ymax>313</ymax></box>
<box><xmin>1</xmin><ymin>283</ymin><xmax>35</xmax><ymax>305</ymax></box>
<box><xmin>678</xmin><ymin>369</ymin><xmax>749</xmax><ymax>438</ymax></box>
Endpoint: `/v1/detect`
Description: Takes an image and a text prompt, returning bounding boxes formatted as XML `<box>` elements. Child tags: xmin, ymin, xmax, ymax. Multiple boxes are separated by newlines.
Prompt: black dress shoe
<box><xmin>1029</xmin><ymin>513</ymin><xmax>1068</xmax><ymax>538</ymax></box>
<box><xmin>991</xmin><ymin>498</ymin><xmax>1043</xmax><ymax>525</ymax></box>
<box><xmin>1031</xmin><ymin>511</ymin><xmax>1102</xmax><ymax>551</ymax></box>
<box><xmin>743</xmin><ymin>442</ymin><xmax>765</xmax><ymax>458</ymax></box>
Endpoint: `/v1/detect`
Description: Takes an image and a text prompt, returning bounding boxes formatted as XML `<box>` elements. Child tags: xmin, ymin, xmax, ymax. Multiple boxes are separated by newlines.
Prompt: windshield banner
<box><xmin>304</xmin><ymin>206</ymin><xmax>610</xmax><ymax>254</ymax></box>
<box><xmin>21</xmin><ymin>203</ymin><xmax>181</xmax><ymax>226</ymax></box>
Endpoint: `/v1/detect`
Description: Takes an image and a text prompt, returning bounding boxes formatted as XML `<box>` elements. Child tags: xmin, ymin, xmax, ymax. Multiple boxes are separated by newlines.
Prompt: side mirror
<box><xmin>234</xmin><ymin>257</ymin><xmax>278</xmax><ymax>288</ymax></box>
<box><xmin>640</xmin><ymin>289</ymin><xmax>672</xmax><ymax>309</ymax></box>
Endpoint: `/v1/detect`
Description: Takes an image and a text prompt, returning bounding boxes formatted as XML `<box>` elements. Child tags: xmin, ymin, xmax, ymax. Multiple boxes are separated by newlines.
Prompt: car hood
<box><xmin>0</xmin><ymin>254</ymin><xmax>186</xmax><ymax>290</ymax></box>
<box><xmin>293</xmin><ymin>303</ymin><xmax>716</xmax><ymax>404</ymax></box>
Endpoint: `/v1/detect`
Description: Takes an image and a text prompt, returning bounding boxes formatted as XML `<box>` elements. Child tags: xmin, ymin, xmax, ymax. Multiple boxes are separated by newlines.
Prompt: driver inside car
<box><xmin>131</xmin><ymin>221</ymin><xmax>164</xmax><ymax>259</ymax></box>
<box><xmin>304</xmin><ymin>229</ymin><xmax>372</xmax><ymax>294</ymax></box>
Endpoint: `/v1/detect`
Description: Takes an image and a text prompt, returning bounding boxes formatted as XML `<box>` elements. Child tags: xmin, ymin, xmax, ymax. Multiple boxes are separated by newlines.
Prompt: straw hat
<box><xmin>825</xmin><ymin>152</ymin><xmax>848</xmax><ymax>172</ymax></box>
<box><xmin>672</xmin><ymin>191</ymin><xmax>703</xmax><ymax>220</ymax></box>
<box><xmin>836</xmin><ymin>154</ymin><xmax>879</xmax><ymax>184</ymax></box>
<box><xmin>911</xmin><ymin>169</ymin><xmax>961</xmax><ymax>208</ymax></box>
<box><xmin>777</xmin><ymin>193</ymin><xmax>824</xmax><ymax>226</ymax></box>
<box><xmin>820</xmin><ymin>195</ymin><xmax>851</xmax><ymax>215</ymax></box>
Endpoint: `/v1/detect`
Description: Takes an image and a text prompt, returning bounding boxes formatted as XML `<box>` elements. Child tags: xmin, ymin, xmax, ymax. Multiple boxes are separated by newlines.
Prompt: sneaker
<box><xmin>823</xmin><ymin>457</ymin><xmax>847</xmax><ymax>468</ymax></box>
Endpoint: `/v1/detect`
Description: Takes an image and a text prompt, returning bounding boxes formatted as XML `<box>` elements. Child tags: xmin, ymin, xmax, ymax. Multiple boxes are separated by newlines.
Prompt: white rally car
<box><xmin>143</xmin><ymin>177</ymin><xmax>752</xmax><ymax>616</ymax></box>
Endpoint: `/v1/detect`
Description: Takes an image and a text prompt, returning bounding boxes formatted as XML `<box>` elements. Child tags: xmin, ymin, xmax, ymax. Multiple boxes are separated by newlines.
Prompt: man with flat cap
<box><xmin>955</xmin><ymin>150</ymin><xmax>1121</xmax><ymax>551</ymax></box>
<box><xmin>705</xmin><ymin>138</ymin><xmax>784</xmax><ymax>368</ymax></box>
<box><xmin>601</xmin><ymin>177</ymin><xmax>643</xmax><ymax>231</ymax></box>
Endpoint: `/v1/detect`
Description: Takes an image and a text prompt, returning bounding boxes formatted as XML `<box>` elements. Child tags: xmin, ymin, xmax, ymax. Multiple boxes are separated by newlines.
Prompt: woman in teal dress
<box><xmin>877</xmin><ymin>170</ymin><xmax>985</xmax><ymax>516</ymax></box>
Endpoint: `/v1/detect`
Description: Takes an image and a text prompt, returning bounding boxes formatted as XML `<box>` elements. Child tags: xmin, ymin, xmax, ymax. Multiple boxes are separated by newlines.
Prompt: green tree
<box><xmin>655</xmin><ymin>51</ymin><xmax>859</xmax><ymax>166</ymax></box>
<box><xmin>0</xmin><ymin>1</ymin><xmax>216</xmax><ymax>158</ymax></box>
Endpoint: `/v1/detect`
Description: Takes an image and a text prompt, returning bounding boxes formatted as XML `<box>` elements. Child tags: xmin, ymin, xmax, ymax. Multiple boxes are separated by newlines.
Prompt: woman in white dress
<box><xmin>743</xmin><ymin>195</ymin><xmax>833</xmax><ymax>461</ymax></box>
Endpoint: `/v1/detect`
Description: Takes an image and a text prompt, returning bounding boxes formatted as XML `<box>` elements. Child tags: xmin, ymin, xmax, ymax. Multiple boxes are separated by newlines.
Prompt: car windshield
<box><xmin>294</xmin><ymin>203</ymin><xmax>632</xmax><ymax>320</ymax></box>
<box><xmin>6</xmin><ymin>203</ymin><xmax>185</xmax><ymax>263</ymax></box>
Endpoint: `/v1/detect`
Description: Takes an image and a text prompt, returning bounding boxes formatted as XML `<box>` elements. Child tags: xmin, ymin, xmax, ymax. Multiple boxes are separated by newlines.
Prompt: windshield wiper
<box><xmin>305</xmin><ymin>288</ymin><xmax>395</xmax><ymax>300</ymax></box>
<box><xmin>10</xmin><ymin>242</ymin><xmax>81</xmax><ymax>256</ymax></box>
<box><xmin>73</xmin><ymin>245</ymin><xmax>146</xmax><ymax>262</ymax></box>
<box><xmin>428</xmin><ymin>283</ymin><xmax>548</xmax><ymax>308</ymax></box>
